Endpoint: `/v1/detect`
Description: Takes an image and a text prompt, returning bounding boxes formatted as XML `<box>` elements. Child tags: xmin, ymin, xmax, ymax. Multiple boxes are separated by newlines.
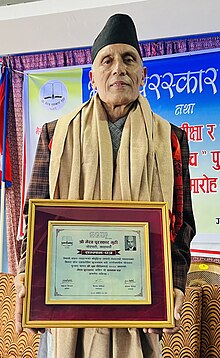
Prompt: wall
<box><xmin>0</xmin><ymin>0</ymin><xmax>219</xmax><ymax>55</ymax></box>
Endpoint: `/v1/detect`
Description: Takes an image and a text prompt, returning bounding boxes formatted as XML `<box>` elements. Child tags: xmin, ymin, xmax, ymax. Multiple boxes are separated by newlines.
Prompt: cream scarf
<box><xmin>49</xmin><ymin>94</ymin><xmax>173</xmax><ymax>210</ymax></box>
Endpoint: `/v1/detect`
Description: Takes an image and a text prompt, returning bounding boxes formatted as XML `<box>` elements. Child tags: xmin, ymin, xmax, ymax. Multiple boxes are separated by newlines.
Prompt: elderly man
<box><xmin>125</xmin><ymin>236</ymin><xmax>136</xmax><ymax>251</ymax></box>
<box><xmin>15</xmin><ymin>13</ymin><xmax>195</xmax><ymax>358</ymax></box>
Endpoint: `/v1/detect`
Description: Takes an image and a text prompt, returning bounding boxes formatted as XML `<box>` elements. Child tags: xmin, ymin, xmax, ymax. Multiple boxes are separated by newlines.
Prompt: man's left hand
<box><xmin>143</xmin><ymin>288</ymin><xmax>184</xmax><ymax>335</ymax></box>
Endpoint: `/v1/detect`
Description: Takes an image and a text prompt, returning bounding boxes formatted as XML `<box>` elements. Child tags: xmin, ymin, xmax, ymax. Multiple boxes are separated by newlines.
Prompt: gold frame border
<box><xmin>23</xmin><ymin>199</ymin><xmax>174</xmax><ymax>329</ymax></box>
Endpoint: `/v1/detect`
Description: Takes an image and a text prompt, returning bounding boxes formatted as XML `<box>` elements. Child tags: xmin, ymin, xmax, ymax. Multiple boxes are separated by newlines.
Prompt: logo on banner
<box><xmin>40</xmin><ymin>80</ymin><xmax>68</xmax><ymax>110</ymax></box>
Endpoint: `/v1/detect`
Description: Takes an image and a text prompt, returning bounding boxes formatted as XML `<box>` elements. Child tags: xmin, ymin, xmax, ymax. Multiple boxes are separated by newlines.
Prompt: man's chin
<box><xmin>104</xmin><ymin>96</ymin><xmax>134</xmax><ymax>107</ymax></box>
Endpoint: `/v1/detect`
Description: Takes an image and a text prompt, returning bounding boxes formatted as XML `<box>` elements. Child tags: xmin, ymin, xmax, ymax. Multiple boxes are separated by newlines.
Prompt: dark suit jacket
<box><xmin>19</xmin><ymin>119</ymin><xmax>195</xmax><ymax>292</ymax></box>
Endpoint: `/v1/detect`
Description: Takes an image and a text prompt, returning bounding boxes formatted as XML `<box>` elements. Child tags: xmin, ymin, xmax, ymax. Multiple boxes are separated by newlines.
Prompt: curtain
<box><xmin>4</xmin><ymin>35</ymin><xmax>220</xmax><ymax>273</ymax></box>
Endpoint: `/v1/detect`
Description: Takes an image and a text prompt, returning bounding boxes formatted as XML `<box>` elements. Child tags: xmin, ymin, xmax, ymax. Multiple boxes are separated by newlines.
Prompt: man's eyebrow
<box><xmin>122</xmin><ymin>51</ymin><xmax>137</xmax><ymax>59</ymax></box>
<box><xmin>100</xmin><ymin>54</ymin><xmax>112</xmax><ymax>62</ymax></box>
<box><xmin>100</xmin><ymin>50</ymin><xmax>137</xmax><ymax>60</ymax></box>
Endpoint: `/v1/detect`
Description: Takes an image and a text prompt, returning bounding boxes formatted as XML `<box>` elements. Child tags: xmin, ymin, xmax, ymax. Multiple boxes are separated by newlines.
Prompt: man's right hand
<box><xmin>14</xmin><ymin>273</ymin><xmax>45</xmax><ymax>334</ymax></box>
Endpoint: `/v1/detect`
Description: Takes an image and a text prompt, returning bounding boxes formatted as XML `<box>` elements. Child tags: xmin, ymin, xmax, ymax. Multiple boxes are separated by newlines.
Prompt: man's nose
<box><xmin>112</xmin><ymin>60</ymin><xmax>126</xmax><ymax>75</ymax></box>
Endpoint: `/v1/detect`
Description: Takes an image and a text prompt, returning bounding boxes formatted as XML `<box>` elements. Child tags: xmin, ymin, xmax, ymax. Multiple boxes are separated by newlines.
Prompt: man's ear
<box><xmin>140</xmin><ymin>67</ymin><xmax>147</xmax><ymax>87</ymax></box>
<box><xmin>89</xmin><ymin>70</ymin><xmax>96</xmax><ymax>89</ymax></box>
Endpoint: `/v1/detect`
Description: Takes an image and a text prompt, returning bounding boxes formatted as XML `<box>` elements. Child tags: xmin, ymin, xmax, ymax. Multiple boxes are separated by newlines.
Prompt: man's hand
<box><xmin>14</xmin><ymin>273</ymin><xmax>45</xmax><ymax>335</ymax></box>
<box><xmin>143</xmin><ymin>288</ymin><xmax>184</xmax><ymax>335</ymax></box>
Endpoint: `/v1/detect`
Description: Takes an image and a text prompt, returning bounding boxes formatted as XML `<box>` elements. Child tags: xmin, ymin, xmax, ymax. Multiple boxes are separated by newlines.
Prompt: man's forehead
<box><xmin>95</xmin><ymin>44</ymin><xmax>140</xmax><ymax>59</ymax></box>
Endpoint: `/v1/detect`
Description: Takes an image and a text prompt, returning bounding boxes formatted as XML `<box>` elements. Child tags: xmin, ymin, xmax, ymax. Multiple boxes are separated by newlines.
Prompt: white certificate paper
<box><xmin>46</xmin><ymin>221</ymin><xmax>151</xmax><ymax>305</ymax></box>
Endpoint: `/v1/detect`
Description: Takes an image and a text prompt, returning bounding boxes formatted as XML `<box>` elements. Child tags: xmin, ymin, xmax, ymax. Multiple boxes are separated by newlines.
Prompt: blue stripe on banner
<box><xmin>82</xmin><ymin>66</ymin><xmax>92</xmax><ymax>103</ymax></box>
<box><xmin>1</xmin><ymin>68</ymin><xmax>11</xmax><ymax>187</ymax></box>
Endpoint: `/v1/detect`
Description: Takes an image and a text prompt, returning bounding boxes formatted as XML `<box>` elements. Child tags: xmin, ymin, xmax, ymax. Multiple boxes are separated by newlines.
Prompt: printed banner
<box><xmin>23</xmin><ymin>67</ymin><xmax>83</xmax><ymax>187</ymax></box>
<box><xmin>142</xmin><ymin>50</ymin><xmax>220</xmax><ymax>258</ymax></box>
<box><xmin>23</xmin><ymin>49</ymin><xmax>220</xmax><ymax>257</ymax></box>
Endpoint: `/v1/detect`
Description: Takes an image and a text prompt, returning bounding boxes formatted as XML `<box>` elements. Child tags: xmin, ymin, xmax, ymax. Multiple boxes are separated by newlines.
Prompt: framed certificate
<box><xmin>23</xmin><ymin>200</ymin><xmax>174</xmax><ymax>329</ymax></box>
<box><xmin>46</xmin><ymin>221</ymin><xmax>151</xmax><ymax>305</ymax></box>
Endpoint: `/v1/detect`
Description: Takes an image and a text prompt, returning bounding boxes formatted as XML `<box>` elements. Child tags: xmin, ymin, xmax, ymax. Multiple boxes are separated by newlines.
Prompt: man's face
<box><xmin>89</xmin><ymin>44</ymin><xmax>146</xmax><ymax>108</ymax></box>
<box><xmin>127</xmin><ymin>237</ymin><xmax>134</xmax><ymax>249</ymax></box>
